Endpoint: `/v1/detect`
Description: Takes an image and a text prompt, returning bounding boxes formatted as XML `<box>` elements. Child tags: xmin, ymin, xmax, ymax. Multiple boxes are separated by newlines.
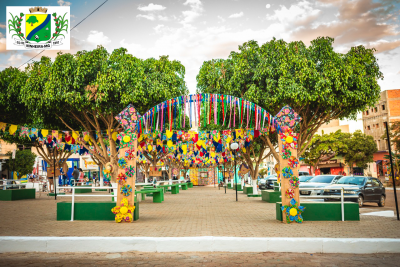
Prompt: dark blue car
<box><xmin>322</xmin><ymin>176</ymin><xmax>386</xmax><ymax>207</ymax></box>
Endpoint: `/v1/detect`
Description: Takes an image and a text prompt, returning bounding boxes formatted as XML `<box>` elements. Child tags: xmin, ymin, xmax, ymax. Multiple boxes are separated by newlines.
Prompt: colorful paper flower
<box><xmin>285</xmin><ymin>188</ymin><xmax>295</xmax><ymax>199</ymax></box>
<box><xmin>282</xmin><ymin>167</ymin><xmax>293</xmax><ymax>178</ymax></box>
<box><xmin>125</xmin><ymin>149</ymin><xmax>135</xmax><ymax>160</ymax></box>
<box><xmin>125</xmin><ymin>165</ymin><xmax>136</xmax><ymax>178</ymax></box>
<box><xmin>111</xmin><ymin>197</ymin><xmax>135</xmax><ymax>223</ymax></box>
<box><xmin>118</xmin><ymin>158</ymin><xmax>127</xmax><ymax>168</ymax></box>
<box><xmin>289</xmin><ymin>176</ymin><xmax>300</xmax><ymax>188</ymax></box>
<box><xmin>279</xmin><ymin>131</ymin><xmax>298</xmax><ymax>150</ymax></box>
<box><xmin>117</xmin><ymin>173</ymin><xmax>127</xmax><ymax>185</ymax></box>
<box><xmin>288</xmin><ymin>156</ymin><xmax>299</xmax><ymax>168</ymax></box>
<box><xmin>281</xmin><ymin>198</ymin><xmax>305</xmax><ymax>224</ymax></box>
<box><xmin>281</xmin><ymin>148</ymin><xmax>291</xmax><ymax>159</ymax></box>
<box><xmin>120</xmin><ymin>184</ymin><xmax>132</xmax><ymax>196</ymax></box>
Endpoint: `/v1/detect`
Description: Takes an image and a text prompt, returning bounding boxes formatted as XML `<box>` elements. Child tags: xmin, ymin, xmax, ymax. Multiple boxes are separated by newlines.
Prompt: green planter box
<box><xmin>0</xmin><ymin>189</ymin><xmax>35</xmax><ymax>201</ymax></box>
<box><xmin>243</xmin><ymin>186</ymin><xmax>253</xmax><ymax>194</ymax></box>
<box><xmin>188</xmin><ymin>182</ymin><xmax>193</xmax><ymax>188</ymax></box>
<box><xmin>262</xmin><ymin>190</ymin><xmax>281</xmax><ymax>203</ymax></box>
<box><xmin>75</xmin><ymin>186</ymin><xmax>92</xmax><ymax>194</ymax></box>
<box><xmin>275</xmin><ymin>202</ymin><xmax>360</xmax><ymax>221</ymax></box>
<box><xmin>57</xmin><ymin>201</ymin><xmax>139</xmax><ymax>221</ymax></box>
<box><xmin>234</xmin><ymin>184</ymin><xmax>243</xmax><ymax>191</ymax></box>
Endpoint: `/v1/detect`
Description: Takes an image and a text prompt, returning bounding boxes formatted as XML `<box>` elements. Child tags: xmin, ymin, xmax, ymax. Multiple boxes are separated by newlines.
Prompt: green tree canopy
<box><xmin>303</xmin><ymin>130</ymin><xmax>350</xmax><ymax>175</ymax></box>
<box><xmin>196</xmin><ymin>37</ymin><xmax>383</xmax><ymax>157</ymax></box>
<box><xmin>5</xmin><ymin>149</ymin><xmax>36</xmax><ymax>179</ymax></box>
<box><xmin>19</xmin><ymin>46</ymin><xmax>188</xmax><ymax>179</ymax></box>
<box><xmin>26</xmin><ymin>16</ymin><xmax>39</xmax><ymax>26</ymax></box>
<box><xmin>344</xmin><ymin>130</ymin><xmax>377</xmax><ymax>174</ymax></box>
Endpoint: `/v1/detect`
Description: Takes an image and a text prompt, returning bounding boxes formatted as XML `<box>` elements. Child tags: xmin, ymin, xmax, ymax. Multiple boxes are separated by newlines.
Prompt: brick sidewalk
<box><xmin>1</xmin><ymin>252</ymin><xmax>399</xmax><ymax>266</ymax></box>
<box><xmin>0</xmin><ymin>186</ymin><xmax>399</xmax><ymax>238</ymax></box>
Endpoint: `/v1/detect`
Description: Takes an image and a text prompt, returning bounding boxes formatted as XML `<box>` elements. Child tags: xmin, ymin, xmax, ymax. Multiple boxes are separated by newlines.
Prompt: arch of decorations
<box><xmin>111</xmin><ymin>94</ymin><xmax>304</xmax><ymax>224</ymax></box>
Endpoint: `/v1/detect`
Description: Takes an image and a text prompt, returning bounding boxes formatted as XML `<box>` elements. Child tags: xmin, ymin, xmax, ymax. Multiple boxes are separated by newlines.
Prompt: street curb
<box><xmin>1</xmin><ymin>237</ymin><xmax>400</xmax><ymax>254</ymax></box>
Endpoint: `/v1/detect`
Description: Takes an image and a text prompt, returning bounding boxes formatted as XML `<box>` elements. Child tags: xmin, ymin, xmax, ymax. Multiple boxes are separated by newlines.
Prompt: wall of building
<box><xmin>362</xmin><ymin>90</ymin><xmax>389</xmax><ymax>151</ymax></box>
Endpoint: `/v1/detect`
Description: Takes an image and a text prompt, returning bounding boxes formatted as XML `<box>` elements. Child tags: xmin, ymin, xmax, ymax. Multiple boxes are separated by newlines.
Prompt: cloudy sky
<box><xmin>1</xmin><ymin>0</ymin><xmax>400</xmax><ymax>94</ymax></box>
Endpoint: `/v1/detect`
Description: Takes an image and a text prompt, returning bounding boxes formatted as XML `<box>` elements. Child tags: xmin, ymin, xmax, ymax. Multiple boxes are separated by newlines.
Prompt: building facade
<box><xmin>362</xmin><ymin>89</ymin><xmax>400</xmax><ymax>181</ymax></box>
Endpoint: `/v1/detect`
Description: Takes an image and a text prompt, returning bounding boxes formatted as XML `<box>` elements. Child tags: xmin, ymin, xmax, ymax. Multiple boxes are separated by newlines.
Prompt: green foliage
<box><xmin>4</xmin><ymin>149</ymin><xmax>36</xmax><ymax>179</ymax></box>
<box><xmin>344</xmin><ymin>130</ymin><xmax>377</xmax><ymax>173</ymax></box>
<box><xmin>26</xmin><ymin>16</ymin><xmax>38</xmax><ymax>26</ymax></box>
<box><xmin>196</xmin><ymin>37</ymin><xmax>383</xmax><ymax>156</ymax></box>
<box><xmin>303</xmin><ymin>130</ymin><xmax>350</xmax><ymax>173</ymax></box>
<box><xmin>382</xmin><ymin>121</ymin><xmax>400</xmax><ymax>153</ymax></box>
<box><xmin>21</xmin><ymin>46</ymin><xmax>187</xmax><ymax>120</ymax></box>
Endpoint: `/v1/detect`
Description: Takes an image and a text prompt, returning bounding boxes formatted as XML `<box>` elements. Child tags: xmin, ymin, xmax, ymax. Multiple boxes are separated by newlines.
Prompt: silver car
<box><xmin>299</xmin><ymin>175</ymin><xmax>343</xmax><ymax>196</ymax></box>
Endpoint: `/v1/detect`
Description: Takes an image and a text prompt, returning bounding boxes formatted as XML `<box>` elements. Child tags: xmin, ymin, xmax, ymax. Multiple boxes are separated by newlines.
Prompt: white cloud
<box><xmin>266</xmin><ymin>4</ymin><xmax>271</xmax><ymax>9</ymax></box>
<box><xmin>120</xmin><ymin>39</ymin><xmax>143</xmax><ymax>56</ymax></box>
<box><xmin>217</xmin><ymin>16</ymin><xmax>225</xmax><ymax>22</ymax></box>
<box><xmin>267</xmin><ymin>0</ymin><xmax>320</xmax><ymax>26</ymax></box>
<box><xmin>86</xmin><ymin>31</ymin><xmax>111</xmax><ymax>47</ymax></box>
<box><xmin>154</xmin><ymin>24</ymin><xmax>165</xmax><ymax>33</ymax></box>
<box><xmin>0</xmin><ymin>23</ymin><xmax>5</xmax><ymax>29</ymax></box>
<box><xmin>8</xmin><ymin>54</ymin><xmax>23</xmax><ymax>66</ymax></box>
<box><xmin>228</xmin><ymin>12</ymin><xmax>244</xmax><ymax>19</ymax></box>
<box><xmin>158</xmin><ymin>15</ymin><xmax>168</xmax><ymax>21</ymax></box>
<box><xmin>181</xmin><ymin>0</ymin><xmax>203</xmax><ymax>24</ymax></box>
<box><xmin>137</xmin><ymin>14</ymin><xmax>156</xmax><ymax>21</ymax></box>
<box><xmin>138</xmin><ymin>3</ymin><xmax>166</xmax><ymax>12</ymax></box>
<box><xmin>57</xmin><ymin>0</ymin><xmax>71</xmax><ymax>6</ymax></box>
<box><xmin>0</xmin><ymin>37</ymin><xmax>6</xmax><ymax>53</ymax></box>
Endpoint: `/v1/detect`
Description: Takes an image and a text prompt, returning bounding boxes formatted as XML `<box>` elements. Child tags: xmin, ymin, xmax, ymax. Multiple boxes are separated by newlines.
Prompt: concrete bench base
<box><xmin>0</xmin><ymin>189</ymin><xmax>35</xmax><ymax>201</ymax></box>
<box><xmin>262</xmin><ymin>190</ymin><xmax>281</xmax><ymax>203</ymax></box>
<box><xmin>57</xmin><ymin>201</ymin><xmax>139</xmax><ymax>221</ymax></box>
<box><xmin>276</xmin><ymin>202</ymin><xmax>360</xmax><ymax>221</ymax></box>
<box><xmin>243</xmin><ymin>186</ymin><xmax>253</xmax><ymax>194</ymax></box>
<box><xmin>136</xmin><ymin>188</ymin><xmax>164</xmax><ymax>203</ymax></box>
<box><xmin>157</xmin><ymin>184</ymin><xmax>179</xmax><ymax>194</ymax></box>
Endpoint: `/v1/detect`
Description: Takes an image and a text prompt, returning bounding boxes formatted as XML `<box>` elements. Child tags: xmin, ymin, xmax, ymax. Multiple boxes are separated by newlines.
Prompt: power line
<box><xmin>17</xmin><ymin>0</ymin><xmax>108</xmax><ymax>69</ymax></box>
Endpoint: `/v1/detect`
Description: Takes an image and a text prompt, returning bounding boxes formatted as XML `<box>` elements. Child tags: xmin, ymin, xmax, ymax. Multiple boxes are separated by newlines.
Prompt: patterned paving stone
<box><xmin>0</xmin><ymin>186</ymin><xmax>399</xmax><ymax>238</ymax></box>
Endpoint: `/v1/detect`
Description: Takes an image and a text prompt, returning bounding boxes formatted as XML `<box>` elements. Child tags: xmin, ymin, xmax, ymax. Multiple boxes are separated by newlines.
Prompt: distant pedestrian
<box><xmin>72</xmin><ymin>166</ymin><xmax>79</xmax><ymax>186</ymax></box>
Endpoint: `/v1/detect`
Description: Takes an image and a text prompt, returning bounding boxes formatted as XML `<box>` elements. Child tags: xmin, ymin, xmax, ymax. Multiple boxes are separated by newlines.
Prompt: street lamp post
<box><xmin>224</xmin><ymin>163</ymin><xmax>226</xmax><ymax>194</ymax></box>
<box><xmin>230</xmin><ymin>142</ymin><xmax>239</xmax><ymax>202</ymax></box>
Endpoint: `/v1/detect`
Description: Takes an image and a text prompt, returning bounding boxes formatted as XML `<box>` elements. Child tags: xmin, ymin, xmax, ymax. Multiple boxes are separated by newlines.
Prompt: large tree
<box><xmin>0</xmin><ymin>67</ymin><xmax>73</xmax><ymax>172</ymax></box>
<box><xmin>303</xmin><ymin>130</ymin><xmax>349</xmax><ymax>175</ymax></box>
<box><xmin>19</xmin><ymin>46</ymin><xmax>188</xmax><ymax>180</ymax></box>
<box><xmin>344</xmin><ymin>130</ymin><xmax>377</xmax><ymax>174</ymax></box>
<box><xmin>5</xmin><ymin>149</ymin><xmax>36</xmax><ymax>179</ymax></box>
<box><xmin>197</xmin><ymin>37</ymin><xmax>382</xmax><ymax>159</ymax></box>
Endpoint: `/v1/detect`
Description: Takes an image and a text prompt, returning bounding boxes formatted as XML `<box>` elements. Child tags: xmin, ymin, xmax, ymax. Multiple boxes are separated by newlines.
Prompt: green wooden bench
<box><xmin>157</xmin><ymin>184</ymin><xmax>179</xmax><ymax>194</ymax></box>
<box><xmin>135</xmin><ymin>188</ymin><xmax>164</xmax><ymax>203</ymax></box>
<box><xmin>188</xmin><ymin>182</ymin><xmax>193</xmax><ymax>188</ymax></box>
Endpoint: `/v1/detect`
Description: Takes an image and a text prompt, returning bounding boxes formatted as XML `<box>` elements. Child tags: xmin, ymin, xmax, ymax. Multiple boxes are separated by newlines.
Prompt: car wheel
<box><xmin>378</xmin><ymin>195</ymin><xmax>386</xmax><ymax>207</ymax></box>
<box><xmin>358</xmin><ymin>195</ymin><xmax>364</xmax><ymax>208</ymax></box>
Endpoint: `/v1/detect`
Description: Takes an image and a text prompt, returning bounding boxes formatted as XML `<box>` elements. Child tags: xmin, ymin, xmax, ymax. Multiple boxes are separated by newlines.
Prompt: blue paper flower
<box><xmin>281</xmin><ymin>198</ymin><xmax>305</xmax><ymax>224</ymax></box>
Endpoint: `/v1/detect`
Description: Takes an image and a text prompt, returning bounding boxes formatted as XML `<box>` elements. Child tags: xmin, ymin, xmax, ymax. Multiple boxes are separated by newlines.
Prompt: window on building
<box><xmin>366</xmin><ymin>110</ymin><xmax>369</xmax><ymax>115</ymax></box>
<box><xmin>378</xmin><ymin>140</ymin><xmax>381</xmax><ymax>149</ymax></box>
<box><xmin>367</xmin><ymin>125</ymin><xmax>370</xmax><ymax>130</ymax></box>
<box><xmin>375</xmin><ymin>107</ymin><xmax>378</xmax><ymax>112</ymax></box>
<box><xmin>382</xmin><ymin>105</ymin><xmax>385</xmax><ymax>111</ymax></box>
<box><xmin>376</xmin><ymin>123</ymin><xmax>379</xmax><ymax>128</ymax></box>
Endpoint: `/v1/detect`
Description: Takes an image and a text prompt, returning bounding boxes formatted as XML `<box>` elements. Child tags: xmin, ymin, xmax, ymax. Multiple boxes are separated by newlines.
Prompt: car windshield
<box><xmin>308</xmin><ymin>175</ymin><xmax>336</xmax><ymax>183</ymax></box>
<box><xmin>336</xmin><ymin>176</ymin><xmax>366</xmax><ymax>185</ymax></box>
<box><xmin>299</xmin><ymin>176</ymin><xmax>313</xmax><ymax>182</ymax></box>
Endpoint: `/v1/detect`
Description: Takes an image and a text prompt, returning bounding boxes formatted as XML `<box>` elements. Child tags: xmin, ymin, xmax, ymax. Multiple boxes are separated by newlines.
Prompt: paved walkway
<box><xmin>0</xmin><ymin>252</ymin><xmax>399</xmax><ymax>266</ymax></box>
<box><xmin>0</xmin><ymin>186</ymin><xmax>399</xmax><ymax>238</ymax></box>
